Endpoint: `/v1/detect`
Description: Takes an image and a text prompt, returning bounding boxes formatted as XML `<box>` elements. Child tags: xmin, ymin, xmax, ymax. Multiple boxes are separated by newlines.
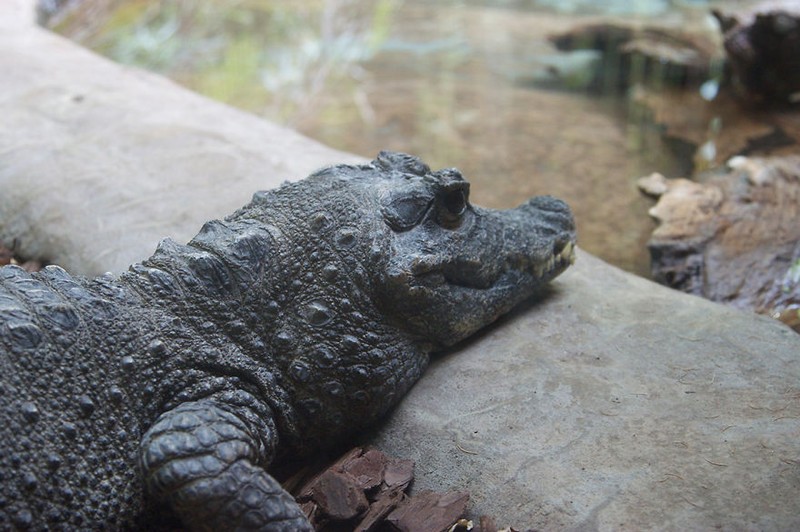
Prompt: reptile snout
<box><xmin>518</xmin><ymin>195</ymin><xmax>576</xmax><ymax>241</ymax></box>
<box><xmin>522</xmin><ymin>195</ymin><xmax>574</xmax><ymax>224</ymax></box>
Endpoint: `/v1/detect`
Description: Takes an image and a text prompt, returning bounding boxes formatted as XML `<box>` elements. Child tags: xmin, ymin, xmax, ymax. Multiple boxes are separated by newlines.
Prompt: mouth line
<box><xmin>415</xmin><ymin>240</ymin><xmax>577</xmax><ymax>290</ymax></box>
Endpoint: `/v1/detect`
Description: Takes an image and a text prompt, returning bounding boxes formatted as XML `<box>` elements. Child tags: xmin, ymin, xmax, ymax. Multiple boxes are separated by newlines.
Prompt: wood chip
<box><xmin>306</xmin><ymin>469</ymin><xmax>369</xmax><ymax>521</ymax></box>
<box><xmin>385</xmin><ymin>490</ymin><xmax>470</xmax><ymax>532</ymax></box>
<box><xmin>342</xmin><ymin>448</ymin><xmax>388</xmax><ymax>491</ymax></box>
<box><xmin>354</xmin><ymin>488</ymin><xmax>406</xmax><ymax>532</ymax></box>
<box><xmin>382</xmin><ymin>457</ymin><xmax>414</xmax><ymax>491</ymax></box>
<box><xmin>292</xmin><ymin>447</ymin><xmax>478</xmax><ymax>531</ymax></box>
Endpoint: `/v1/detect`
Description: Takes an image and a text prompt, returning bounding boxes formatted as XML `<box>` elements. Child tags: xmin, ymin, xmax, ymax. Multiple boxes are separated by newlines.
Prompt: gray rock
<box><xmin>2</xmin><ymin>2</ymin><xmax>799</xmax><ymax>529</ymax></box>
<box><xmin>368</xmin><ymin>249</ymin><xmax>800</xmax><ymax>529</ymax></box>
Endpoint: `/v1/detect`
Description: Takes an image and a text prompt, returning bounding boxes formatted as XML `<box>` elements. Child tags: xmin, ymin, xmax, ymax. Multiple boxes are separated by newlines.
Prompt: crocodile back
<box><xmin>0</xmin><ymin>265</ymin><xmax>152</xmax><ymax>529</ymax></box>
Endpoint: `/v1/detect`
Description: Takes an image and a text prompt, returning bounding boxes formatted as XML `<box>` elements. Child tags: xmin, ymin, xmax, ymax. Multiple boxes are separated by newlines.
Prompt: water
<box><xmin>46</xmin><ymin>0</ymin><xmax>750</xmax><ymax>276</ymax></box>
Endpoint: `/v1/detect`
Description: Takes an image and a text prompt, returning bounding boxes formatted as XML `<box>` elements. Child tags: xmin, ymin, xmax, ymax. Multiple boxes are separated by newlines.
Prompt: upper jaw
<box><xmin>411</xmin><ymin>238</ymin><xmax>576</xmax><ymax>292</ymax></box>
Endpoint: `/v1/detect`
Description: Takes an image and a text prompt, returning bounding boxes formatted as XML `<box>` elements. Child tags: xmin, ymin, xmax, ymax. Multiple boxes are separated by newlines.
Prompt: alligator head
<box><xmin>298</xmin><ymin>152</ymin><xmax>575</xmax><ymax>349</ymax></box>
<box><xmin>364</xmin><ymin>151</ymin><xmax>576</xmax><ymax>347</ymax></box>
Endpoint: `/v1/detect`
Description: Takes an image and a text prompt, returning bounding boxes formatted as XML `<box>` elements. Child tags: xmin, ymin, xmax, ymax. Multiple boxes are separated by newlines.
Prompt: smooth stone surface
<box><xmin>368</xmin><ymin>249</ymin><xmax>800</xmax><ymax>529</ymax></box>
<box><xmin>0</xmin><ymin>0</ymin><xmax>363</xmax><ymax>276</ymax></box>
<box><xmin>2</xmin><ymin>3</ymin><xmax>799</xmax><ymax>530</ymax></box>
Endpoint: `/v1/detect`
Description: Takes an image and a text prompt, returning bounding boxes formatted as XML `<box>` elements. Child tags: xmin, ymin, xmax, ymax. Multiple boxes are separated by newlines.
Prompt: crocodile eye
<box><xmin>436</xmin><ymin>185</ymin><xmax>469</xmax><ymax>228</ymax></box>
<box><xmin>381</xmin><ymin>191</ymin><xmax>434</xmax><ymax>232</ymax></box>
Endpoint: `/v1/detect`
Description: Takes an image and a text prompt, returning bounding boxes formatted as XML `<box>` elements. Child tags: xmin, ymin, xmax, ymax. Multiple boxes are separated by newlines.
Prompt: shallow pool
<box><xmin>47</xmin><ymin>0</ymin><xmax>750</xmax><ymax>276</ymax></box>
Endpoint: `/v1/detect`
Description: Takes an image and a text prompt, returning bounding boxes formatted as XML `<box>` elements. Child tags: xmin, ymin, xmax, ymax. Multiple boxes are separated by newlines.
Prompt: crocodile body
<box><xmin>0</xmin><ymin>152</ymin><xmax>576</xmax><ymax>530</ymax></box>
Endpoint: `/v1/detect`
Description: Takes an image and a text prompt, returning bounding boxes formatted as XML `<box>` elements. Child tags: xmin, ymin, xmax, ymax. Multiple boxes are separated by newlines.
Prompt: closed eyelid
<box><xmin>381</xmin><ymin>192</ymin><xmax>434</xmax><ymax>231</ymax></box>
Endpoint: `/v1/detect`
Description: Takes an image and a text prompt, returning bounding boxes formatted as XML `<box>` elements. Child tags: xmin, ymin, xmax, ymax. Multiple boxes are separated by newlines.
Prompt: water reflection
<box><xmin>48</xmin><ymin>0</ymin><xmax>740</xmax><ymax>276</ymax></box>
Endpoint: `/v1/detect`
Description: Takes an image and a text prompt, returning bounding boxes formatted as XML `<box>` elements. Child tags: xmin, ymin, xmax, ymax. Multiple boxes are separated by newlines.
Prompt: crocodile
<box><xmin>0</xmin><ymin>151</ymin><xmax>576</xmax><ymax>531</ymax></box>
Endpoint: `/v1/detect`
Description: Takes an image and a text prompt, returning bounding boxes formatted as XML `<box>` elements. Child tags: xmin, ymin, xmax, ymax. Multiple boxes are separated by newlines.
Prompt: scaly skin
<box><xmin>0</xmin><ymin>152</ymin><xmax>576</xmax><ymax>530</ymax></box>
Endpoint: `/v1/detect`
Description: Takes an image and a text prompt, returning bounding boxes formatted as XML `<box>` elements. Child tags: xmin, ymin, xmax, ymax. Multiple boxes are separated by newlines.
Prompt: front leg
<box><xmin>140</xmin><ymin>398</ymin><xmax>311</xmax><ymax>531</ymax></box>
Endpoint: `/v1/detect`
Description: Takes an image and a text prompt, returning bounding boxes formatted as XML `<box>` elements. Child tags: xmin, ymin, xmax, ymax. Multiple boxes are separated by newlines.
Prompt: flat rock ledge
<box><xmin>2</xmin><ymin>2</ymin><xmax>799</xmax><ymax>530</ymax></box>
<box><xmin>367</xmin><ymin>250</ymin><xmax>800</xmax><ymax>529</ymax></box>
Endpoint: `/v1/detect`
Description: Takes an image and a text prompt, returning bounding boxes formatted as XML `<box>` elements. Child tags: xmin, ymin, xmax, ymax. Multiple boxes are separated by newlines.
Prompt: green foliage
<box><xmin>56</xmin><ymin>0</ymin><xmax>397</xmax><ymax>123</ymax></box>
<box><xmin>194</xmin><ymin>35</ymin><xmax>264</xmax><ymax>107</ymax></box>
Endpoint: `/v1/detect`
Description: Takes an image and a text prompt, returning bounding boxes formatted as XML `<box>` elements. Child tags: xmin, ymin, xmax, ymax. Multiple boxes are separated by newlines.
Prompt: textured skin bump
<box><xmin>0</xmin><ymin>152</ymin><xmax>575</xmax><ymax>530</ymax></box>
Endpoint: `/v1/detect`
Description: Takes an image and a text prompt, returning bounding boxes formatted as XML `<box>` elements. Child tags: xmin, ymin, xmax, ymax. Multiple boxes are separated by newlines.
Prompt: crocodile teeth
<box><xmin>560</xmin><ymin>241</ymin><xmax>576</xmax><ymax>265</ymax></box>
<box><xmin>530</xmin><ymin>240</ymin><xmax>576</xmax><ymax>279</ymax></box>
<box><xmin>561</xmin><ymin>241</ymin><xmax>574</xmax><ymax>261</ymax></box>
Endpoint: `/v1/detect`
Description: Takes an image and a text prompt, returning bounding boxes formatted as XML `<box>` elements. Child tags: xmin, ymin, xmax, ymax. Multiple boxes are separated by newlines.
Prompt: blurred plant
<box><xmin>54</xmin><ymin>0</ymin><xmax>400</xmax><ymax>125</ymax></box>
<box><xmin>258</xmin><ymin>0</ymin><xmax>396</xmax><ymax>124</ymax></box>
